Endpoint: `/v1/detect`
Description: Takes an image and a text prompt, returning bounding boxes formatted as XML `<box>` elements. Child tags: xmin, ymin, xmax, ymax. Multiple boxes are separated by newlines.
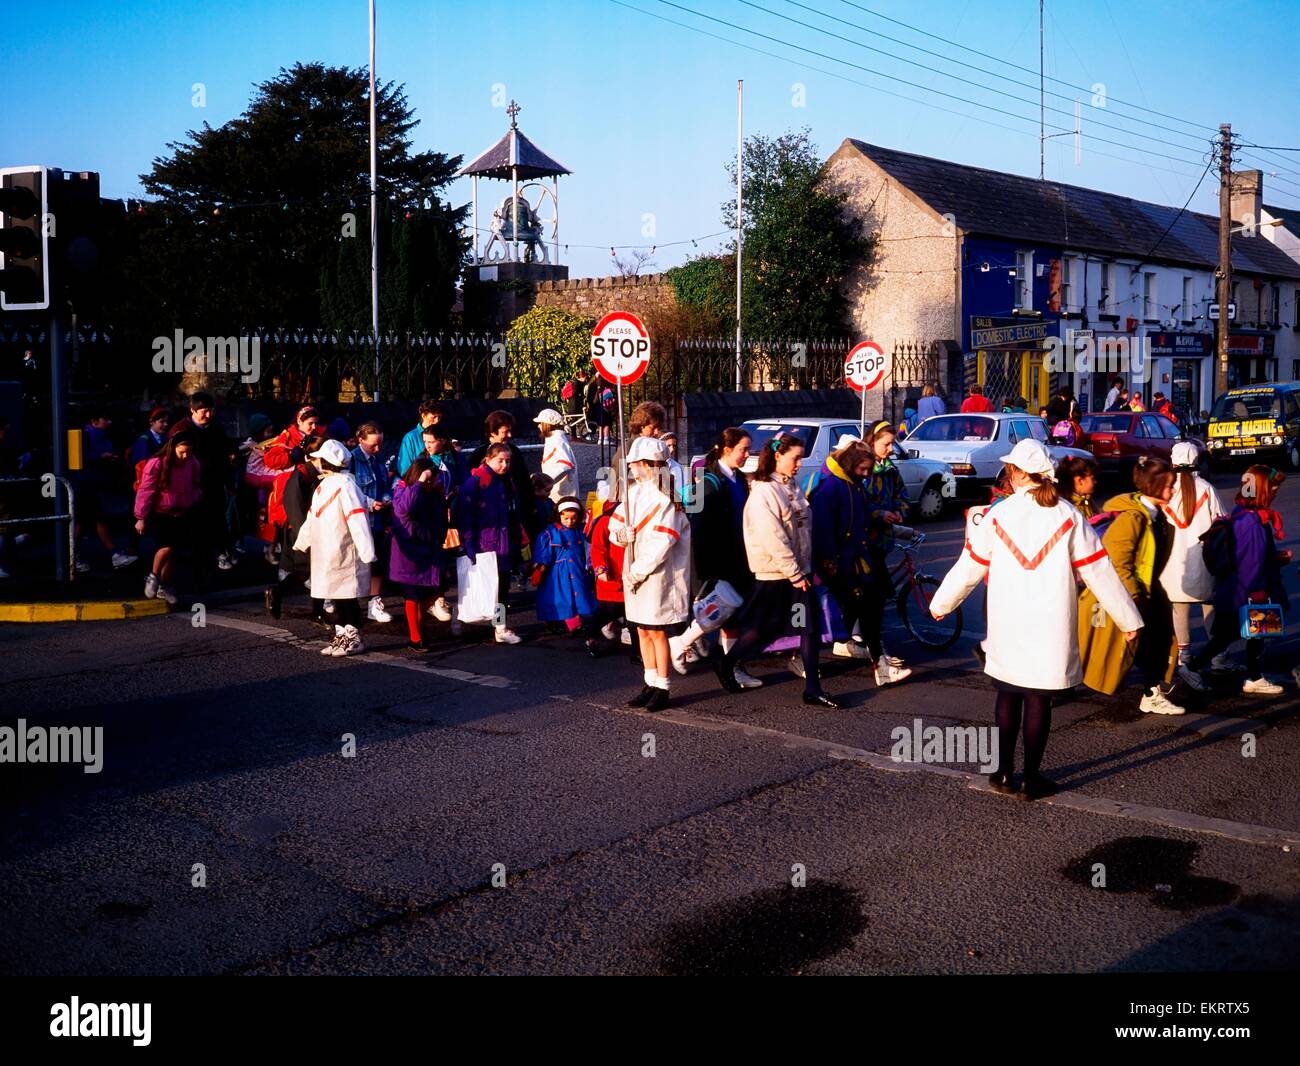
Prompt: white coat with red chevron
<box><xmin>1158</xmin><ymin>474</ymin><xmax>1226</xmax><ymax>603</ymax></box>
<box><xmin>540</xmin><ymin>429</ymin><xmax>577</xmax><ymax>501</ymax></box>
<box><xmin>610</xmin><ymin>479</ymin><xmax>691</xmax><ymax>626</ymax></box>
<box><xmin>930</xmin><ymin>485</ymin><xmax>1143</xmax><ymax>691</ymax></box>
<box><xmin>293</xmin><ymin>471</ymin><xmax>377</xmax><ymax>600</ymax></box>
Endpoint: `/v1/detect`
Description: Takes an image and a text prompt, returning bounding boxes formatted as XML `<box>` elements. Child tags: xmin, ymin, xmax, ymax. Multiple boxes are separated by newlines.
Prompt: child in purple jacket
<box><xmin>454</xmin><ymin>443</ymin><xmax>521</xmax><ymax>644</ymax></box>
<box><xmin>390</xmin><ymin>457</ymin><xmax>448</xmax><ymax>651</ymax></box>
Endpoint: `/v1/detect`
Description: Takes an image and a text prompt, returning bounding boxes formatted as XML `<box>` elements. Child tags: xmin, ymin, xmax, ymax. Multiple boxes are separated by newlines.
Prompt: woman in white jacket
<box><xmin>611</xmin><ymin>435</ymin><xmax>691</xmax><ymax>712</ymax></box>
<box><xmin>930</xmin><ymin>439</ymin><xmax>1142</xmax><ymax>799</ymax></box>
<box><xmin>1160</xmin><ymin>441</ymin><xmax>1226</xmax><ymax>671</ymax></box>
<box><xmin>714</xmin><ymin>433</ymin><xmax>842</xmax><ymax>709</ymax></box>
<box><xmin>294</xmin><ymin>439</ymin><xmax>378</xmax><ymax>658</ymax></box>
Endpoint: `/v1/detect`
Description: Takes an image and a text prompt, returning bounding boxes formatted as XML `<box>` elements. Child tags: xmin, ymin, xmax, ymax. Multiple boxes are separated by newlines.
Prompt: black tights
<box><xmin>724</xmin><ymin>581</ymin><xmax>823</xmax><ymax>696</ymax></box>
<box><xmin>994</xmin><ymin>690</ymin><xmax>1053</xmax><ymax>778</ymax></box>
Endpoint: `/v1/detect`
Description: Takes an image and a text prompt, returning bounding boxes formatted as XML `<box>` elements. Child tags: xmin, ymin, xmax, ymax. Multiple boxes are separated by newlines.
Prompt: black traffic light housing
<box><xmin>0</xmin><ymin>165</ymin><xmax>50</xmax><ymax>311</ymax></box>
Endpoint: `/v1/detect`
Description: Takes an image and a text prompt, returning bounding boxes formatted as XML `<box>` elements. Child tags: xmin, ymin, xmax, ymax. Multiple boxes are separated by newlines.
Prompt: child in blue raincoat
<box><xmin>534</xmin><ymin>495</ymin><xmax>601</xmax><ymax>652</ymax></box>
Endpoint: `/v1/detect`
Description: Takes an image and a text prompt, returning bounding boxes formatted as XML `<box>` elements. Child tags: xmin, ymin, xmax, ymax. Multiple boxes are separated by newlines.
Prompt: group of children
<box><xmin>933</xmin><ymin>437</ymin><xmax>1293</xmax><ymax>800</ymax></box>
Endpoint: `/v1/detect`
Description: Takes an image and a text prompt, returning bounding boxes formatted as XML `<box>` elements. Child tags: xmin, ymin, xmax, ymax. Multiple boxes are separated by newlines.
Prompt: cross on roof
<box><xmin>506</xmin><ymin>100</ymin><xmax>520</xmax><ymax>128</ymax></box>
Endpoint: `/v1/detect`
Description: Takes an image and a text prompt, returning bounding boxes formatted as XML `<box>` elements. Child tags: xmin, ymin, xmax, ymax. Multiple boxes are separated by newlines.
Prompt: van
<box><xmin>1205</xmin><ymin>383</ymin><xmax>1300</xmax><ymax>469</ymax></box>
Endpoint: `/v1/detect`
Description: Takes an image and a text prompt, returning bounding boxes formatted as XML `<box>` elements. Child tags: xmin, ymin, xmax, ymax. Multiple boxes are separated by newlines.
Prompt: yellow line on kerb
<box><xmin>0</xmin><ymin>600</ymin><xmax>171</xmax><ymax>623</ymax></box>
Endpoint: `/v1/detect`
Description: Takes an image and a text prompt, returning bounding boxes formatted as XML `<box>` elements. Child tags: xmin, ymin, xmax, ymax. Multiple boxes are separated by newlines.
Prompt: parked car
<box><xmin>689</xmin><ymin>417</ymin><xmax>957</xmax><ymax>520</ymax></box>
<box><xmin>1079</xmin><ymin>411</ymin><xmax>1205</xmax><ymax>478</ymax></box>
<box><xmin>901</xmin><ymin>412</ymin><xmax>1093</xmax><ymax>500</ymax></box>
<box><xmin>1205</xmin><ymin>382</ymin><xmax>1300</xmax><ymax>470</ymax></box>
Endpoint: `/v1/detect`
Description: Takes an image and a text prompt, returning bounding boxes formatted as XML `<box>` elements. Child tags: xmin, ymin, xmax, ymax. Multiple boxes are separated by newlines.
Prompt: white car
<box><xmin>902</xmin><ymin>412</ymin><xmax>1093</xmax><ymax>501</ymax></box>
<box><xmin>690</xmin><ymin>417</ymin><xmax>957</xmax><ymax>520</ymax></box>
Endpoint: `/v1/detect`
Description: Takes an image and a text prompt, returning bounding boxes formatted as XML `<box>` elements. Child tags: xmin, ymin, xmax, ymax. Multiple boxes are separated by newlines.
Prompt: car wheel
<box><xmin>915</xmin><ymin>477</ymin><xmax>945</xmax><ymax>521</ymax></box>
<box><xmin>1289</xmin><ymin>441</ymin><xmax>1300</xmax><ymax>471</ymax></box>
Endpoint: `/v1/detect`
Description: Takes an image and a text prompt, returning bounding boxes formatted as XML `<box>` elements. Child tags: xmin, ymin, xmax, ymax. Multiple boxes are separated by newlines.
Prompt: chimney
<box><xmin>1230</xmin><ymin>169</ymin><xmax>1263</xmax><ymax>231</ymax></box>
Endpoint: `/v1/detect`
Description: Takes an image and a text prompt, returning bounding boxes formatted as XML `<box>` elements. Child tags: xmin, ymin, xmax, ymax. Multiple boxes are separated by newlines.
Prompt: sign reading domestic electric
<box><xmin>970</xmin><ymin>316</ymin><xmax>1050</xmax><ymax>349</ymax></box>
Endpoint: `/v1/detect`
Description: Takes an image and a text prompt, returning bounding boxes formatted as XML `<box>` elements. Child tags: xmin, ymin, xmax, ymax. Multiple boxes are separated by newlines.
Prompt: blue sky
<box><xmin>6</xmin><ymin>0</ymin><xmax>1300</xmax><ymax>277</ymax></box>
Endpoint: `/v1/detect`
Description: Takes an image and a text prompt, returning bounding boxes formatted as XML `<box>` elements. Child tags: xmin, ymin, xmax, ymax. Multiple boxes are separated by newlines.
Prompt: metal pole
<box><xmin>617</xmin><ymin>377</ymin><xmax>631</xmax><ymax>569</ymax></box>
<box><xmin>1215</xmin><ymin>124</ymin><xmax>1232</xmax><ymax>398</ymax></box>
<box><xmin>50</xmin><ymin>309</ymin><xmax>69</xmax><ymax>582</ymax></box>
<box><xmin>859</xmin><ymin>385</ymin><xmax>866</xmax><ymax>441</ymax></box>
<box><xmin>553</xmin><ymin>176</ymin><xmax>559</xmax><ymax>265</ymax></box>
<box><xmin>471</xmin><ymin>174</ymin><xmax>479</xmax><ymax>263</ymax></box>
<box><xmin>369</xmin><ymin>0</ymin><xmax>380</xmax><ymax>400</ymax></box>
<box><xmin>1038</xmin><ymin>0</ymin><xmax>1045</xmax><ymax>181</ymax></box>
<box><xmin>512</xmin><ymin>165</ymin><xmax>520</xmax><ymax>263</ymax></box>
<box><xmin>735</xmin><ymin>78</ymin><xmax>743</xmax><ymax>392</ymax></box>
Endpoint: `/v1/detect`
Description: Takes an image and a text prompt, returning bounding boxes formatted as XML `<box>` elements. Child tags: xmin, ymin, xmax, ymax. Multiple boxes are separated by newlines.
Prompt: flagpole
<box><xmin>369</xmin><ymin>0</ymin><xmax>380</xmax><ymax>399</ymax></box>
<box><xmin>734</xmin><ymin>78</ymin><xmax>743</xmax><ymax>392</ymax></box>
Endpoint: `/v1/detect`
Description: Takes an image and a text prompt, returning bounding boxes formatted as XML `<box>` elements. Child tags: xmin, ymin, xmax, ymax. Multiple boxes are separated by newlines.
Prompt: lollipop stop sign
<box><xmin>844</xmin><ymin>340</ymin><xmax>890</xmax><ymax>437</ymax></box>
<box><xmin>591</xmin><ymin>311</ymin><xmax>651</xmax><ymax>385</ymax></box>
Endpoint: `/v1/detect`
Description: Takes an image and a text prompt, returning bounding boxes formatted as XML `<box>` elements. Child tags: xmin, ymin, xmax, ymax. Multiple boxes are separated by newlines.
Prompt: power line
<box><xmin>1129</xmin><ymin>151</ymin><xmax>1217</xmax><ymax>271</ymax></box>
<box><xmin>650</xmin><ymin>0</ymin><xmax>1208</xmax><ymax>169</ymax></box>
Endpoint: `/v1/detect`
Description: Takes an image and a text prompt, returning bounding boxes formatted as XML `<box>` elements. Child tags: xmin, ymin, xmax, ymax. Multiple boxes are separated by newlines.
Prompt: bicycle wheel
<box><xmin>896</xmin><ymin>574</ymin><xmax>962</xmax><ymax>649</ymax></box>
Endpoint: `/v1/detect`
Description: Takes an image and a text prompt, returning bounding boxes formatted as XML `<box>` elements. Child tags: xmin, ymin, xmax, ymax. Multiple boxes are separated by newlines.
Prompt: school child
<box><xmin>587</xmin><ymin>480</ymin><xmax>637</xmax><ymax>654</ymax></box>
<box><xmin>534</xmin><ymin>409</ymin><xmax>577</xmax><ymax>501</ymax></box>
<box><xmin>1185</xmin><ymin>466</ymin><xmax>1291</xmax><ymax>694</ymax></box>
<box><xmin>532</xmin><ymin>472</ymin><xmax>557</xmax><ymax>529</ymax></box>
<box><xmin>390</xmin><ymin>456</ymin><xmax>449</xmax><ymax>652</ymax></box>
<box><xmin>930</xmin><ymin>439</ymin><xmax>1143</xmax><ymax>799</ymax></box>
<box><xmin>611</xmin><ymin>436</ymin><xmax>692</xmax><ymax>712</ymax></box>
<box><xmin>1058</xmin><ymin>455</ymin><xmax>1101</xmax><ymax>519</ymax></box>
<box><xmin>133</xmin><ymin>433</ymin><xmax>202</xmax><ymax>605</ymax></box>
<box><xmin>534</xmin><ymin>495</ymin><xmax>601</xmax><ymax>653</ymax></box>
<box><xmin>293</xmin><ymin>439</ymin><xmax>377</xmax><ymax>657</ymax></box>
<box><xmin>453</xmin><ymin>442</ymin><xmax>522</xmax><ymax>644</ymax></box>
<box><xmin>1078</xmin><ymin>456</ymin><xmax>1184</xmax><ymax>715</ymax></box>
<box><xmin>1158</xmin><ymin>441</ymin><xmax>1227</xmax><ymax>673</ymax></box>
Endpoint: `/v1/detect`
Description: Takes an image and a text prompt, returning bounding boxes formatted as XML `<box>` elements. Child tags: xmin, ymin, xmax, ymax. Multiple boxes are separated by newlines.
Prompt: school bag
<box><xmin>560</xmin><ymin>380</ymin><xmax>575</xmax><ymax>401</ymax></box>
<box><xmin>1088</xmin><ymin>510</ymin><xmax>1119</xmax><ymax>541</ymax></box>
<box><xmin>1050</xmin><ymin>419</ymin><xmax>1077</xmax><ymax>446</ymax></box>
<box><xmin>1199</xmin><ymin>516</ymin><xmax>1238</xmax><ymax>578</ymax></box>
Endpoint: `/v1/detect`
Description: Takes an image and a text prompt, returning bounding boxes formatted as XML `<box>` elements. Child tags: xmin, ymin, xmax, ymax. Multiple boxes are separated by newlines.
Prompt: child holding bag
<box><xmin>534</xmin><ymin>496</ymin><xmax>601</xmax><ymax>653</ymax></box>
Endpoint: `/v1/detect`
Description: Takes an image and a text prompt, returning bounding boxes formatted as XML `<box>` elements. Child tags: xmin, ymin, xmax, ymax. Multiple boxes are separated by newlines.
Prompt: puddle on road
<box><xmin>1061</xmin><ymin>836</ymin><xmax>1239</xmax><ymax>911</ymax></box>
<box><xmin>655</xmin><ymin>880</ymin><xmax>866</xmax><ymax>976</ymax></box>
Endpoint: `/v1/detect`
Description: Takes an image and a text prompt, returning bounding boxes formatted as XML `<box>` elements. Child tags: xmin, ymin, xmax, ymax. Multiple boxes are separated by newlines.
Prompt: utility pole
<box><xmin>735</xmin><ymin>78</ymin><xmax>743</xmax><ymax>392</ymax></box>
<box><xmin>1039</xmin><ymin>0</ymin><xmax>1045</xmax><ymax>180</ymax></box>
<box><xmin>369</xmin><ymin>0</ymin><xmax>380</xmax><ymax>400</ymax></box>
<box><xmin>1215</xmin><ymin>124</ymin><xmax>1232</xmax><ymax>398</ymax></box>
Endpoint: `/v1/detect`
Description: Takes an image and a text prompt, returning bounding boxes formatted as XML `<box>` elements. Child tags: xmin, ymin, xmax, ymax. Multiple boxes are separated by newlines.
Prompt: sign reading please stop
<box><xmin>844</xmin><ymin>340</ymin><xmax>889</xmax><ymax>392</ymax></box>
<box><xmin>591</xmin><ymin>311</ymin><xmax>651</xmax><ymax>385</ymax></box>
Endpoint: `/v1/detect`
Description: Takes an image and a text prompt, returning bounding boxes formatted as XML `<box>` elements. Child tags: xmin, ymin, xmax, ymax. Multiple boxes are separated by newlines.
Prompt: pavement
<box><xmin>0</xmin><ymin>468</ymin><xmax>1298</xmax><ymax>975</ymax></box>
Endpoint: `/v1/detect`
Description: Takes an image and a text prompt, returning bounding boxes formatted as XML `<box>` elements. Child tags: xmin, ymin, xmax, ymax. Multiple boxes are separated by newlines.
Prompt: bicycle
<box><xmin>889</xmin><ymin>530</ymin><xmax>963</xmax><ymax>649</ymax></box>
<box><xmin>562</xmin><ymin>411</ymin><xmax>596</xmax><ymax>442</ymax></box>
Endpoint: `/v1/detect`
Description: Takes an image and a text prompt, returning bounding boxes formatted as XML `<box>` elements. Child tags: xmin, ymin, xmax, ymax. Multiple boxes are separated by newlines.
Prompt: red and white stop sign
<box><xmin>591</xmin><ymin>311</ymin><xmax>651</xmax><ymax>385</ymax></box>
<box><xmin>844</xmin><ymin>340</ymin><xmax>889</xmax><ymax>392</ymax></box>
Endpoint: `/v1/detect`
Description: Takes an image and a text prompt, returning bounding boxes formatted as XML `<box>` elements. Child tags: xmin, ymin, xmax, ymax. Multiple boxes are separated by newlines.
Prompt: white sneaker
<box><xmin>494</xmin><ymin>626</ymin><xmax>521</xmax><ymax>644</ymax></box>
<box><xmin>620</xmin><ymin>627</ymin><xmax>632</xmax><ymax>645</ymax></box>
<box><xmin>157</xmin><ymin>585</ymin><xmax>178</xmax><ymax>606</ymax></box>
<box><xmin>733</xmin><ymin>665</ymin><xmax>763</xmax><ymax>689</ymax></box>
<box><xmin>324</xmin><ymin>599</ymin><xmax>335</xmax><ymax>613</ymax></box>
<box><xmin>788</xmin><ymin>655</ymin><xmax>805</xmax><ymax>680</ymax></box>
<box><xmin>367</xmin><ymin>598</ymin><xmax>392</xmax><ymax>623</ymax></box>
<box><xmin>217</xmin><ymin>552</ymin><xmax>235</xmax><ymax>571</ymax></box>
<box><xmin>75</xmin><ymin>558</ymin><xmax>90</xmax><ymax>574</ymax></box>
<box><xmin>322</xmin><ymin>626</ymin><xmax>344</xmax><ymax>656</ymax></box>
<box><xmin>111</xmin><ymin>551</ymin><xmax>137</xmax><ymax>569</ymax></box>
<box><xmin>600</xmin><ymin>621</ymin><xmax>619</xmax><ymax>641</ymax></box>
<box><xmin>668</xmin><ymin>634</ymin><xmax>690</xmax><ymax>675</ymax></box>
<box><xmin>332</xmin><ymin>624</ymin><xmax>365</xmax><ymax>657</ymax></box>
<box><xmin>832</xmin><ymin>640</ymin><xmax>872</xmax><ymax>660</ymax></box>
<box><xmin>13</xmin><ymin>533</ymin><xmax>28</xmax><ymax>546</ymax></box>
<box><xmin>430</xmin><ymin>597</ymin><xmax>452</xmax><ymax>622</ymax></box>
<box><xmin>1293</xmin><ymin>666</ymin><xmax>1300</xmax><ymax>689</ymax></box>
<box><xmin>1140</xmin><ymin>687</ymin><xmax>1185</xmax><ymax>715</ymax></box>
<box><xmin>1176</xmin><ymin>664</ymin><xmax>1208</xmax><ymax>692</ymax></box>
<box><xmin>874</xmin><ymin>659</ymin><xmax>913</xmax><ymax>686</ymax></box>
<box><xmin>879</xmin><ymin>643</ymin><xmax>905</xmax><ymax>666</ymax></box>
<box><xmin>143</xmin><ymin>572</ymin><xmax>159</xmax><ymax>599</ymax></box>
<box><xmin>1242</xmin><ymin>676</ymin><xmax>1284</xmax><ymax>695</ymax></box>
<box><xmin>0</xmin><ymin>567</ymin><xmax>9</xmax><ymax>579</ymax></box>
<box><xmin>1211</xmin><ymin>653</ymin><xmax>1244</xmax><ymax>673</ymax></box>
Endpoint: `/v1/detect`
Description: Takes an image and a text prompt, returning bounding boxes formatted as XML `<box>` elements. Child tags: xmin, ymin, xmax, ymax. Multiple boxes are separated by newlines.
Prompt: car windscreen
<box><xmin>743</xmin><ymin>423</ymin><xmax>819</xmax><ymax>454</ymax></box>
<box><xmin>1211</xmin><ymin>392</ymin><xmax>1282</xmax><ymax>421</ymax></box>
<box><xmin>1081</xmin><ymin>414</ymin><xmax>1132</xmax><ymax>433</ymax></box>
<box><xmin>906</xmin><ymin>416</ymin><xmax>996</xmax><ymax>442</ymax></box>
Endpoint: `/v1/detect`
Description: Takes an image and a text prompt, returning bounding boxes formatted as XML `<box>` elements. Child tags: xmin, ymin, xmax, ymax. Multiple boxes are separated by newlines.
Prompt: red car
<box><xmin>1079</xmin><ymin>412</ymin><xmax>1204</xmax><ymax>478</ymax></box>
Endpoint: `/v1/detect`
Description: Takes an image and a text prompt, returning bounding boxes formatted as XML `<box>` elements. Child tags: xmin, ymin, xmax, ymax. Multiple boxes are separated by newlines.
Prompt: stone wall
<box><xmin>532</xmin><ymin>272</ymin><xmax>677</xmax><ymax>322</ymax></box>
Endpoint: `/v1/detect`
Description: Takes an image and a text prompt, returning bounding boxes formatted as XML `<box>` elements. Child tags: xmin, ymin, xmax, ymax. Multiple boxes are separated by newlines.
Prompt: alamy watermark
<box><xmin>0</xmin><ymin>719</ymin><xmax>103</xmax><ymax>773</ymax></box>
<box><xmin>1045</xmin><ymin>334</ymin><xmax>1154</xmax><ymax>384</ymax></box>
<box><xmin>151</xmin><ymin>329</ymin><xmax>261</xmax><ymax>383</ymax></box>
<box><xmin>891</xmin><ymin>717</ymin><xmax>998</xmax><ymax>773</ymax></box>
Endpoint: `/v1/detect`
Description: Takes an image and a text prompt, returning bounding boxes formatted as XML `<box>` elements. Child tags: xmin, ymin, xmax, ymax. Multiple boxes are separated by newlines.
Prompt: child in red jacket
<box><xmin>586</xmin><ymin>485</ymin><xmax>638</xmax><ymax>659</ymax></box>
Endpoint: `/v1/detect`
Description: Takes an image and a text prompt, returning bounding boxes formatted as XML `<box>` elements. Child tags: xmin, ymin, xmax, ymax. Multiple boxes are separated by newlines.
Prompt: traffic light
<box><xmin>0</xmin><ymin>165</ymin><xmax>49</xmax><ymax>311</ymax></box>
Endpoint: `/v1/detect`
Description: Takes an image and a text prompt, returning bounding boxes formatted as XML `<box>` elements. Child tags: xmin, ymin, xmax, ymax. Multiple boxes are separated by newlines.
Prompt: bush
<box><xmin>506</xmin><ymin>305</ymin><xmax>595</xmax><ymax>402</ymax></box>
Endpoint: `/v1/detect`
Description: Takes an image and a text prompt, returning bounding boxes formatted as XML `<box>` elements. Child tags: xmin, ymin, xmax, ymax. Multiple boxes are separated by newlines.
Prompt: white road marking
<box><xmin>190</xmin><ymin>612</ymin><xmax>515</xmax><ymax>689</ymax></box>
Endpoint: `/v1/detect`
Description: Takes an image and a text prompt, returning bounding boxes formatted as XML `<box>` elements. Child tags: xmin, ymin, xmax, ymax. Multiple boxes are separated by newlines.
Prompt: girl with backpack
<box><xmin>390</xmin><ymin>456</ymin><xmax>449</xmax><ymax>652</ymax></box>
<box><xmin>858</xmin><ymin>420</ymin><xmax>911</xmax><ymax>681</ymax></box>
<box><xmin>1184</xmin><ymin>466</ymin><xmax>1291</xmax><ymax>694</ymax></box>
<box><xmin>1158</xmin><ymin>442</ymin><xmax>1227</xmax><ymax>673</ymax></box>
<box><xmin>133</xmin><ymin>433</ymin><xmax>202</xmax><ymax>605</ymax></box>
<box><xmin>293</xmin><ymin>439</ymin><xmax>377</xmax><ymax>657</ymax></box>
<box><xmin>713</xmin><ymin>433</ymin><xmax>842</xmax><ymax>709</ymax></box>
<box><xmin>930</xmin><ymin>440</ymin><xmax>1142</xmax><ymax>799</ymax></box>
<box><xmin>1078</xmin><ymin>456</ymin><xmax>1185</xmax><ymax>715</ymax></box>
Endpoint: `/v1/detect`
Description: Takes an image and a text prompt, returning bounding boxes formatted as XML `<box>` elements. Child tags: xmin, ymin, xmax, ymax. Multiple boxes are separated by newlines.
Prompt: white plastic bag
<box><xmin>456</xmin><ymin>553</ymin><xmax>500</xmax><ymax>625</ymax></box>
<box><xmin>693</xmin><ymin>579</ymin><xmax>744</xmax><ymax>633</ymax></box>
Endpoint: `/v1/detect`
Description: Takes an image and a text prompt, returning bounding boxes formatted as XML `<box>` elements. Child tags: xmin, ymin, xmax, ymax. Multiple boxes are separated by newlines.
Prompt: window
<box><xmin>743</xmin><ymin>423</ymin><xmax>819</xmax><ymax>454</ymax></box>
<box><xmin>1082</xmin><ymin>414</ymin><xmax>1135</xmax><ymax>434</ymax></box>
<box><xmin>908</xmin><ymin>416</ymin><xmax>995</xmax><ymax>442</ymax></box>
<box><xmin>1158</xmin><ymin>416</ymin><xmax>1181</xmax><ymax>438</ymax></box>
<box><xmin>1143</xmin><ymin>273</ymin><xmax>1157</xmax><ymax>319</ymax></box>
<box><xmin>1027</xmin><ymin>419</ymin><xmax>1049</xmax><ymax>441</ymax></box>
<box><xmin>1014</xmin><ymin>251</ymin><xmax>1031</xmax><ymax>310</ymax></box>
<box><xmin>1139</xmin><ymin>415</ymin><xmax>1164</xmax><ymax>438</ymax></box>
<box><xmin>1010</xmin><ymin>419</ymin><xmax>1033</xmax><ymax>443</ymax></box>
<box><xmin>1294</xmin><ymin>289</ymin><xmax>1300</xmax><ymax>331</ymax></box>
<box><xmin>1102</xmin><ymin>261</ymin><xmax>1117</xmax><ymax>313</ymax></box>
<box><xmin>1271</xmin><ymin>284</ymin><xmax>1281</xmax><ymax>326</ymax></box>
<box><xmin>1060</xmin><ymin>256</ymin><xmax>1073</xmax><ymax>312</ymax></box>
<box><xmin>1182</xmin><ymin>277</ymin><xmax>1193</xmax><ymax>321</ymax></box>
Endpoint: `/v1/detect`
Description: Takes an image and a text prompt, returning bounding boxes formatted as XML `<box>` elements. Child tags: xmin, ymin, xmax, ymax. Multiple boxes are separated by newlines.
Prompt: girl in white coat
<box><xmin>534</xmin><ymin>409</ymin><xmax>577</xmax><ymax>502</ymax></box>
<box><xmin>294</xmin><ymin>439</ymin><xmax>378</xmax><ymax>657</ymax></box>
<box><xmin>1160</xmin><ymin>441</ymin><xmax>1226</xmax><ymax>672</ymax></box>
<box><xmin>930</xmin><ymin>439</ymin><xmax>1142</xmax><ymax>799</ymax></box>
<box><xmin>611</xmin><ymin>435</ymin><xmax>691</xmax><ymax>712</ymax></box>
